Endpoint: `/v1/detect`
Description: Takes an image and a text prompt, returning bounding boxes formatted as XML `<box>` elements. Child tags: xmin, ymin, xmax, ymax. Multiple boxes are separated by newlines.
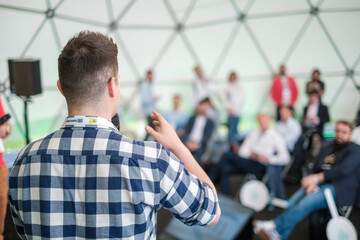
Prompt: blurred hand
<box><xmin>0</xmin><ymin>121</ymin><xmax>10</xmax><ymax>139</ymax></box>
<box><xmin>256</xmin><ymin>154</ymin><xmax>269</xmax><ymax>163</ymax></box>
<box><xmin>186</xmin><ymin>141</ymin><xmax>200</xmax><ymax>152</ymax></box>
<box><xmin>305</xmin><ymin>184</ymin><xmax>320</xmax><ymax>195</ymax></box>
<box><xmin>145</xmin><ymin>111</ymin><xmax>181</xmax><ymax>152</ymax></box>
<box><xmin>301</xmin><ymin>174</ymin><xmax>317</xmax><ymax>188</ymax></box>
<box><xmin>250</xmin><ymin>152</ymin><xmax>258</xmax><ymax>160</ymax></box>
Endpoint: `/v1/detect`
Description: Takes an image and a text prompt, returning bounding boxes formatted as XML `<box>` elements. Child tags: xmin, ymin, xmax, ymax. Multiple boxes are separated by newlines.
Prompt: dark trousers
<box><xmin>209</xmin><ymin>152</ymin><xmax>266</xmax><ymax>195</ymax></box>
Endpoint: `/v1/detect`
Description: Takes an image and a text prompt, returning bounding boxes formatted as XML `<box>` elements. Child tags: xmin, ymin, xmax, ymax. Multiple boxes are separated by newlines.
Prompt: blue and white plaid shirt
<box><xmin>9</xmin><ymin>116</ymin><xmax>218</xmax><ymax>240</ymax></box>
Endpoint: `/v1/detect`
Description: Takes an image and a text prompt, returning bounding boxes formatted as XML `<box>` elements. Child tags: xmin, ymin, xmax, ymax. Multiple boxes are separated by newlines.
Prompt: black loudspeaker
<box><xmin>8</xmin><ymin>59</ymin><xmax>42</xmax><ymax>97</ymax></box>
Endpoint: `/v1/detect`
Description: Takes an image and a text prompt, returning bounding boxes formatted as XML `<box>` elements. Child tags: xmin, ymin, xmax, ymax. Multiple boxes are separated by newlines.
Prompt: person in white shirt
<box><xmin>221</xmin><ymin>72</ymin><xmax>244</xmax><ymax>150</ymax></box>
<box><xmin>209</xmin><ymin>114</ymin><xmax>290</xmax><ymax>196</ymax></box>
<box><xmin>275</xmin><ymin>106</ymin><xmax>301</xmax><ymax>152</ymax></box>
<box><xmin>191</xmin><ymin>66</ymin><xmax>214</xmax><ymax>109</ymax></box>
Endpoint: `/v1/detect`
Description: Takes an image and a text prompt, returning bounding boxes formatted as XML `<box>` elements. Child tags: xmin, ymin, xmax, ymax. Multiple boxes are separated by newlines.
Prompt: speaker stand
<box><xmin>23</xmin><ymin>97</ymin><xmax>31</xmax><ymax>144</ymax></box>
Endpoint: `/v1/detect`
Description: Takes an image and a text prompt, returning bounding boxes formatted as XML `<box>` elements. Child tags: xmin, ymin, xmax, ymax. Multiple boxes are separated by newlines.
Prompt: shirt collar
<box><xmin>61</xmin><ymin>116</ymin><xmax>118</xmax><ymax>131</ymax></box>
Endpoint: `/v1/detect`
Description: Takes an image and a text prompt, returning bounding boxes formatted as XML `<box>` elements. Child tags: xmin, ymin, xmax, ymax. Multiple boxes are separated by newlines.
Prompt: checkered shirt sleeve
<box><xmin>8</xmin><ymin>126</ymin><xmax>218</xmax><ymax>239</ymax></box>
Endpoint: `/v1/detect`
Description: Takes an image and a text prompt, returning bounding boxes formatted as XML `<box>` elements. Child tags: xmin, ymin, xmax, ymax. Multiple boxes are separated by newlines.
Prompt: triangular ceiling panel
<box><xmin>321</xmin><ymin>0</ymin><xmax>360</xmax><ymax>9</ymax></box>
<box><xmin>186</xmin><ymin>0</ymin><xmax>237</xmax><ymax>26</ymax></box>
<box><xmin>56</xmin><ymin>0</ymin><xmax>109</xmax><ymax>24</ymax></box>
<box><xmin>247</xmin><ymin>0</ymin><xmax>309</xmax><ymax>14</ymax></box>
<box><xmin>155</xmin><ymin>35</ymin><xmax>196</xmax><ymax>82</ymax></box>
<box><xmin>287</xmin><ymin>18</ymin><xmax>345</xmax><ymax>73</ymax></box>
<box><xmin>248</xmin><ymin>14</ymin><xmax>308</xmax><ymax>67</ymax></box>
<box><xmin>319</xmin><ymin>12</ymin><xmax>360</xmax><ymax>68</ymax></box>
<box><xmin>168</xmin><ymin>0</ymin><xmax>193</xmax><ymax>23</ymax></box>
<box><xmin>216</xmin><ymin>26</ymin><xmax>272</xmax><ymax>81</ymax></box>
<box><xmin>118</xmin><ymin>29</ymin><xmax>173</xmax><ymax>75</ymax></box>
<box><xmin>308</xmin><ymin>0</ymin><xmax>320</xmax><ymax>7</ymax></box>
<box><xmin>356</xmin><ymin>63</ymin><xmax>360</xmax><ymax>73</ymax></box>
<box><xmin>110</xmin><ymin>0</ymin><xmax>134</xmax><ymax>22</ymax></box>
<box><xmin>0</xmin><ymin>0</ymin><xmax>47</xmax><ymax>11</ymax></box>
<box><xmin>352</xmin><ymin>76</ymin><xmax>360</xmax><ymax>92</ymax></box>
<box><xmin>330</xmin><ymin>78</ymin><xmax>360</xmax><ymax>120</ymax></box>
<box><xmin>185</xmin><ymin>21</ymin><xmax>237</xmax><ymax>76</ymax></box>
<box><xmin>321</xmin><ymin>76</ymin><xmax>350</xmax><ymax>107</ymax></box>
<box><xmin>234</xmin><ymin>0</ymin><xmax>252</xmax><ymax>12</ymax></box>
<box><xmin>119</xmin><ymin>0</ymin><xmax>174</xmax><ymax>26</ymax></box>
<box><xmin>24</xmin><ymin>21</ymin><xmax>61</xmax><ymax>85</ymax></box>
<box><xmin>108</xmin><ymin>32</ymin><xmax>138</xmax><ymax>84</ymax></box>
<box><xmin>241</xmin><ymin>79</ymin><xmax>273</xmax><ymax>116</ymax></box>
<box><xmin>0</xmin><ymin>8</ymin><xmax>45</xmax><ymax>79</ymax></box>
<box><xmin>54</xmin><ymin>18</ymin><xmax>107</xmax><ymax>48</ymax></box>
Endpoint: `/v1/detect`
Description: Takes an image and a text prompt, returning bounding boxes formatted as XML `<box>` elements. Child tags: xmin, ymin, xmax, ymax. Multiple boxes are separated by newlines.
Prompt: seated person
<box><xmin>302</xmin><ymin>90</ymin><xmax>330</xmax><ymax>140</ymax></box>
<box><xmin>209</xmin><ymin>113</ymin><xmax>290</xmax><ymax>196</ymax></box>
<box><xmin>164</xmin><ymin>94</ymin><xmax>189</xmax><ymax>133</ymax></box>
<box><xmin>180</xmin><ymin>98</ymin><xmax>215</xmax><ymax>162</ymax></box>
<box><xmin>275</xmin><ymin>106</ymin><xmax>301</xmax><ymax>152</ymax></box>
<box><xmin>289</xmin><ymin>90</ymin><xmax>330</xmax><ymax>181</ymax></box>
<box><xmin>254</xmin><ymin>121</ymin><xmax>360</xmax><ymax>240</ymax></box>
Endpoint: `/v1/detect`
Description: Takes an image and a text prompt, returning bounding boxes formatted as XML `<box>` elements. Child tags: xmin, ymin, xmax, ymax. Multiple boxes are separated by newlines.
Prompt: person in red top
<box><xmin>270</xmin><ymin>65</ymin><xmax>298</xmax><ymax>120</ymax></box>
<box><xmin>0</xmin><ymin>97</ymin><xmax>11</xmax><ymax>240</ymax></box>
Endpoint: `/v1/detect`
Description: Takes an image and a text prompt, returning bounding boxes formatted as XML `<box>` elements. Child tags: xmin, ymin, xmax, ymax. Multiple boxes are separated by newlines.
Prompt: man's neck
<box><xmin>68</xmin><ymin>104</ymin><xmax>113</xmax><ymax>121</ymax></box>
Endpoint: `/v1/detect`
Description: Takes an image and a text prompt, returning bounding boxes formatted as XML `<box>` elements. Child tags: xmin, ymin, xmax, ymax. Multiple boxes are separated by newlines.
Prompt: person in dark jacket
<box><xmin>254</xmin><ymin>121</ymin><xmax>360</xmax><ymax>240</ymax></box>
<box><xmin>302</xmin><ymin>90</ymin><xmax>330</xmax><ymax>138</ymax></box>
<box><xmin>180</xmin><ymin>98</ymin><xmax>215</xmax><ymax>163</ymax></box>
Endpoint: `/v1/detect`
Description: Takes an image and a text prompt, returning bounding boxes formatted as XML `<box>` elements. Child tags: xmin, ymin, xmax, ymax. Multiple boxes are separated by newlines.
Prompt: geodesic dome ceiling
<box><xmin>0</xmin><ymin>0</ymin><xmax>360</xmax><ymax>145</ymax></box>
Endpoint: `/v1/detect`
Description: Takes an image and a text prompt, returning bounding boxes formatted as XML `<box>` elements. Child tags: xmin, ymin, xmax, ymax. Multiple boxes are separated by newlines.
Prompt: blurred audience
<box><xmin>302</xmin><ymin>90</ymin><xmax>330</xmax><ymax>140</ymax></box>
<box><xmin>164</xmin><ymin>94</ymin><xmax>189</xmax><ymax>133</ymax></box>
<box><xmin>140</xmin><ymin>70</ymin><xmax>159</xmax><ymax>140</ymax></box>
<box><xmin>275</xmin><ymin>106</ymin><xmax>301</xmax><ymax>152</ymax></box>
<box><xmin>221</xmin><ymin>71</ymin><xmax>244</xmax><ymax>151</ymax></box>
<box><xmin>306</xmin><ymin>69</ymin><xmax>325</xmax><ymax>97</ymax></box>
<box><xmin>288</xmin><ymin>90</ymin><xmax>330</xmax><ymax>182</ymax></box>
<box><xmin>270</xmin><ymin>65</ymin><xmax>298</xmax><ymax>120</ymax></box>
<box><xmin>180</xmin><ymin>98</ymin><xmax>215</xmax><ymax>163</ymax></box>
<box><xmin>209</xmin><ymin>114</ymin><xmax>290</xmax><ymax>197</ymax></box>
<box><xmin>254</xmin><ymin>121</ymin><xmax>360</xmax><ymax>240</ymax></box>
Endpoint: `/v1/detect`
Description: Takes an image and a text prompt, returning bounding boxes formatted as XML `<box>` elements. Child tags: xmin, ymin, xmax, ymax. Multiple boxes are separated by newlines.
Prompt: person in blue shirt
<box><xmin>140</xmin><ymin>70</ymin><xmax>158</xmax><ymax>140</ymax></box>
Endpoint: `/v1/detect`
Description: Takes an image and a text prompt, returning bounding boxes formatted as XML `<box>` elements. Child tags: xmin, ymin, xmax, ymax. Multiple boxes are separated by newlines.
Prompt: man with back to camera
<box><xmin>254</xmin><ymin>121</ymin><xmax>360</xmax><ymax>240</ymax></box>
<box><xmin>8</xmin><ymin>31</ymin><xmax>220</xmax><ymax>239</ymax></box>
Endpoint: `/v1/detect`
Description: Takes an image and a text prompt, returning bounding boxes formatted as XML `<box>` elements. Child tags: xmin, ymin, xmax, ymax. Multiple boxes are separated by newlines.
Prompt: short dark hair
<box><xmin>58</xmin><ymin>31</ymin><xmax>118</xmax><ymax>106</ymax></box>
<box><xmin>336</xmin><ymin>120</ymin><xmax>353</xmax><ymax>131</ymax></box>
<box><xmin>312</xmin><ymin>69</ymin><xmax>321</xmax><ymax>76</ymax></box>
<box><xmin>199</xmin><ymin>97</ymin><xmax>211</xmax><ymax>106</ymax></box>
<box><xmin>308</xmin><ymin>89</ymin><xmax>319</xmax><ymax>96</ymax></box>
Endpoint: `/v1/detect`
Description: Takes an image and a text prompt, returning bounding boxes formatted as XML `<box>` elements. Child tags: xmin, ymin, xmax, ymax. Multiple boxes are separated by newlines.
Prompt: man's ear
<box><xmin>107</xmin><ymin>77</ymin><xmax>116</xmax><ymax>97</ymax></box>
<box><xmin>57</xmin><ymin>80</ymin><xmax>64</xmax><ymax>96</ymax></box>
